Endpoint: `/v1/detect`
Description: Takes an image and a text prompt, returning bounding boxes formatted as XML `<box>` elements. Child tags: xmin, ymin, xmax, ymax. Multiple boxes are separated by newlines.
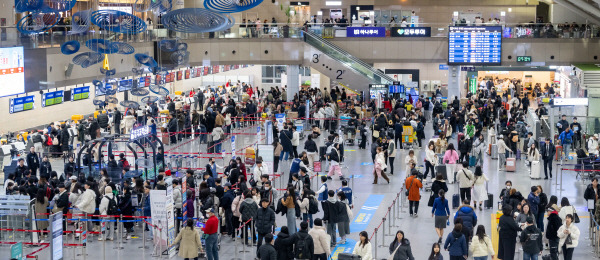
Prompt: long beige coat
<box><xmin>34</xmin><ymin>198</ymin><xmax>49</xmax><ymax>230</ymax></box>
<box><xmin>173</xmin><ymin>227</ymin><xmax>203</xmax><ymax>258</ymax></box>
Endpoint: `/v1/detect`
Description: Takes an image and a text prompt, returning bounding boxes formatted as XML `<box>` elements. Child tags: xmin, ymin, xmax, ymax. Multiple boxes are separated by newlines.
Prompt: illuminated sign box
<box><xmin>390</xmin><ymin>27</ymin><xmax>431</xmax><ymax>37</ymax></box>
<box><xmin>346</xmin><ymin>27</ymin><xmax>386</xmax><ymax>37</ymax></box>
<box><xmin>553</xmin><ymin>98</ymin><xmax>588</xmax><ymax>106</ymax></box>
<box><xmin>517</xmin><ymin>56</ymin><xmax>531</xmax><ymax>62</ymax></box>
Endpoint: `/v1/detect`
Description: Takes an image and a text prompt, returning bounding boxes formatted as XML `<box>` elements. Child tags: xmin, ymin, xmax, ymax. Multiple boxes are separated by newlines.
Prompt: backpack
<box><xmin>294</xmin><ymin>234</ymin><xmax>311</xmax><ymax>259</ymax></box>
<box><xmin>46</xmin><ymin>135</ymin><xmax>53</xmax><ymax>146</ymax></box>
<box><xmin>512</xmin><ymin>134</ymin><xmax>518</xmax><ymax>143</ymax></box>
<box><xmin>308</xmin><ymin>197</ymin><xmax>319</xmax><ymax>214</ymax></box>
<box><xmin>106</xmin><ymin>196</ymin><xmax>119</xmax><ymax>215</ymax></box>
<box><xmin>33</xmin><ymin>134</ymin><xmax>42</xmax><ymax>143</ymax></box>
<box><xmin>122</xmin><ymin>160</ymin><xmax>130</xmax><ymax>171</ymax></box>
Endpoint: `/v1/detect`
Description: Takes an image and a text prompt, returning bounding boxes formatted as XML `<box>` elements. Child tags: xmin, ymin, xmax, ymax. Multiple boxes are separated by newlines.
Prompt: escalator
<box><xmin>302</xmin><ymin>30</ymin><xmax>395</xmax><ymax>93</ymax></box>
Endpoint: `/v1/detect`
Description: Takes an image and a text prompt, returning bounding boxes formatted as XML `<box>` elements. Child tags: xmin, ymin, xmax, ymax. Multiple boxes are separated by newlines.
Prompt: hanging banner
<box><xmin>265</xmin><ymin>120</ymin><xmax>273</xmax><ymax>145</ymax></box>
<box><xmin>150</xmin><ymin>190</ymin><xmax>168</xmax><ymax>247</ymax></box>
<box><xmin>275</xmin><ymin>113</ymin><xmax>286</xmax><ymax>130</ymax></box>
<box><xmin>231</xmin><ymin>136</ymin><xmax>236</xmax><ymax>159</ymax></box>
<box><xmin>166</xmin><ymin>186</ymin><xmax>176</xmax><ymax>258</ymax></box>
<box><xmin>182</xmin><ymin>177</ymin><xmax>187</xmax><ymax>224</ymax></box>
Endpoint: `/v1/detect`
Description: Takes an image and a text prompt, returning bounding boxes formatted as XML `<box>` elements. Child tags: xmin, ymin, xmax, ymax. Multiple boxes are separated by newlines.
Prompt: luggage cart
<box><xmin>195</xmin><ymin>219</ymin><xmax>221</xmax><ymax>258</ymax></box>
<box><xmin>295</xmin><ymin>120</ymin><xmax>305</xmax><ymax>140</ymax></box>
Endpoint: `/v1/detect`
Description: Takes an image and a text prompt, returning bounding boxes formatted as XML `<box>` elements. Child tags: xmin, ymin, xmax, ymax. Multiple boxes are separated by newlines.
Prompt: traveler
<box><xmin>298</xmin><ymin>188</ymin><xmax>315</xmax><ymax>227</ymax></box>
<box><xmin>98</xmin><ymin>186</ymin><xmax>116</xmax><ymax>241</ymax></box>
<box><xmin>120</xmin><ymin>186</ymin><xmax>135</xmax><ymax>239</ymax></box>
<box><xmin>34</xmin><ymin>190</ymin><xmax>49</xmax><ymax>234</ymax></box>
<box><xmin>558</xmin><ymin>197</ymin><xmax>576</xmax><ymax>224</ymax></box>
<box><xmin>336</xmin><ymin>191</ymin><xmax>351</xmax><ymax>244</ymax></box>
<box><xmin>444</xmin><ymin>223</ymin><xmax>468</xmax><ymax>260</ymax></box>
<box><xmin>557</xmin><ymin>214</ymin><xmax>580</xmax><ymax>260</ymax></box>
<box><xmin>404</xmin><ymin>149</ymin><xmax>417</xmax><ymax>174</ymax></box>
<box><xmin>290</xmin><ymin>221</ymin><xmax>314</xmax><ymax>260</ymax></box>
<box><xmin>496</xmin><ymin>135</ymin><xmax>512</xmax><ymax>171</ymax></box>
<box><xmin>274</xmin><ymin>226</ymin><xmax>294</xmax><ymax>260</ymax></box>
<box><xmin>352</xmin><ymin>231</ymin><xmax>372</xmax><ymax>260</ymax></box>
<box><xmin>174</xmin><ymin>219</ymin><xmax>203</xmax><ymax>260</ymax></box>
<box><xmin>540</xmin><ymin>138</ymin><xmax>555</xmax><ymax>179</ymax></box>
<box><xmin>430</xmin><ymin>174</ymin><xmax>449</xmax><ymax>204</ymax></box>
<box><xmin>424</xmin><ymin>142</ymin><xmax>439</xmax><ymax>181</ymax></box>
<box><xmin>546</xmin><ymin>208</ymin><xmax>562</xmax><ymax>260</ymax></box>
<box><xmin>326</xmin><ymin>143</ymin><xmax>343</xmax><ymax>180</ymax></box>
<box><xmin>520</xmin><ymin>217</ymin><xmax>543</xmax><ymax>260</ymax></box>
<box><xmin>389</xmin><ymin>230</ymin><xmax>415</xmax><ymax>260</ymax></box>
<box><xmin>373</xmin><ymin>147</ymin><xmax>390</xmax><ymax>184</ymax></box>
<box><xmin>457</xmin><ymin>134</ymin><xmax>471</xmax><ymax>163</ymax></box>
<box><xmin>456</xmin><ymin>161</ymin><xmax>474</xmax><ymax>203</ymax></box>
<box><xmin>470</xmin><ymin>225</ymin><xmax>495</xmax><ymax>260</ymax></box>
<box><xmin>443</xmin><ymin>143</ymin><xmax>459</xmax><ymax>183</ymax></box>
<box><xmin>239</xmin><ymin>191</ymin><xmax>258</xmax><ymax>244</ymax></box>
<box><xmin>203</xmin><ymin>208</ymin><xmax>220</xmax><ymax>260</ymax></box>
<box><xmin>74</xmin><ymin>181</ymin><xmax>97</xmax><ymax>216</ymax></box>
<box><xmin>405</xmin><ymin>169</ymin><xmax>423</xmax><ymax>217</ymax></box>
<box><xmin>431</xmin><ymin>190</ymin><xmax>450</xmax><ymax>244</ymax></box>
<box><xmin>584</xmin><ymin>177</ymin><xmax>600</xmax><ymax>215</ymax></box>
<box><xmin>471</xmin><ymin>166</ymin><xmax>489</xmax><ymax>210</ymax></box>
<box><xmin>309</xmin><ymin>218</ymin><xmax>331</xmax><ymax>260</ymax></box>
<box><xmin>454</xmin><ymin>199</ymin><xmax>477</xmax><ymax>242</ymax></box>
<box><xmin>280</xmin><ymin>187</ymin><xmax>298</xmax><ymax>234</ymax></box>
<box><xmin>221</xmin><ymin>183</ymin><xmax>234</xmax><ymax>236</ymax></box>
<box><xmin>304</xmin><ymin>134</ymin><xmax>318</xmax><ymax>169</ymax></box>
<box><xmin>498</xmin><ymin>205</ymin><xmax>521</xmax><ymax>260</ymax></box>
<box><xmin>471</xmin><ymin>134</ymin><xmax>486</xmax><ymax>166</ymax></box>
<box><xmin>273</xmin><ymin>140</ymin><xmax>283</xmax><ymax>172</ymax></box>
<box><xmin>316</xmin><ymin>176</ymin><xmax>328</xmax><ymax>202</ymax></box>
<box><xmin>255</xmin><ymin>198</ymin><xmax>275</xmax><ymax>258</ymax></box>
<box><xmin>321</xmin><ymin>190</ymin><xmax>339</xmax><ymax>247</ymax></box>
<box><xmin>26</xmin><ymin>147</ymin><xmax>39</xmax><ymax>176</ymax></box>
<box><xmin>388</xmin><ymin>136</ymin><xmax>397</xmax><ymax>174</ymax></box>
<box><xmin>258</xmin><ymin>233</ymin><xmax>277</xmax><ymax>260</ymax></box>
<box><xmin>172</xmin><ymin>179</ymin><xmax>182</xmax><ymax>233</ymax></box>
<box><xmin>559</xmin><ymin>127</ymin><xmax>574</xmax><ymax>155</ymax></box>
<box><xmin>499</xmin><ymin>180</ymin><xmax>513</xmax><ymax>207</ymax></box>
<box><xmin>588</xmin><ymin>134</ymin><xmax>599</xmax><ymax>156</ymax></box>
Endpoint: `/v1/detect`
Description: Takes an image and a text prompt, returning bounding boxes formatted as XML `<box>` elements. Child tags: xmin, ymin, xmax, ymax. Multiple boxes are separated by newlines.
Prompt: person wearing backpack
<box><xmin>298</xmin><ymin>189</ymin><xmax>317</xmax><ymax>228</ymax></box>
<box><xmin>290</xmin><ymin>221</ymin><xmax>314</xmax><ymax>260</ymax></box>
<box><xmin>520</xmin><ymin>217</ymin><xmax>543</xmax><ymax>260</ymax></box>
<box><xmin>255</xmin><ymin>198</ymin><xmax>275</xmax><ymax>259</ymax></box>
<box><xmin>99</xmin><ymin>186</ymin><xmax>117</xmax><ymax>241</ymax></box>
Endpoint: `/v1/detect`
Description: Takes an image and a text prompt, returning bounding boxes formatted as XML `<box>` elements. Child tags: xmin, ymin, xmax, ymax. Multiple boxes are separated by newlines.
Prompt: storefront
<box><xmin>471</xmin><ymin>67</ymin><xmax>559</xmax><ymax>97</ymax></box>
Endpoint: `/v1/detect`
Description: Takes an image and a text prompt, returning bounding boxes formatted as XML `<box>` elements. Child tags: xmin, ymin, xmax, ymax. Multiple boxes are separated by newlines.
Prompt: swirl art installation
<box><xmin>60</xmin><ymin>40</ymin><xmax>80</xmax><ymax>55</ymax></box>
<box><xmin>91</xmin><ymin>10</ymin><xmax>147</xmax><ymax>34</ymax></box>
<box><xmin>100</xmin><ymin>68</ymin><xmax>116</xmax><ymax>76</ymax></box>
<box><xmin>149</xmin><ymin>85</ymin><xmax>169</xmax><ymax>96</ymax></box>
<box><xmin>15</xmin><ymin>0</ymin><xmax>44</xmax><ymax>13</ymax></box>
<box><xmin>120</xmin><ymin>100</ymin><xmax>140</xmax><ymax>109</ymax></box>
<box><xmin>69</xmin><ymin>10</ymin><xmax>91</xmax><ymax>34</ymax></box>
<box><xmin>40</xmin><ymin>0</ymin><xmax>77</xmax><ymax>12</ymax></box>
<box><xmin>85</xmin><ymin>39</ymin><xmax>119</xmax><ymax>54</ymax></box>
<box><xmin>113</xmin><ymin>42</ymin><xmax>135</xmax><ymax>54</ymax></box>
<box><xmin>141</xmin><ymin>96</ymin><xmax>160</xmax><ymax>103</ymax></box>
<box><xmin>203</xmin><ymin>0</ymin><xmax>263</xmax><ymax>13</ymax></box>
<box><xmin>161</xmin><ymin>8</ymin><xmax>235</xmax><ymax>33</ymax></box>
<box><xmin>72</xmin><ymin>52</ymin><xmax>105</xmax><ymax>68</ymax></box>
<box><xmin>135</xmin><ymin>53</ymin><xmax>158</xmax><ymax>68</ymax></box>
<box><xmin>17</xmin><ymin>12</ymin><xmax>60</xmax><ymax>34</ymax></box>
<box><xmin>158</xmin><ymin>39</ymin><xmax>178</xmax><ymax>52</ymax></box>
<box><xmin>130</xmin><ymin>87</ymin><xmax>150</xmax><ymax>96</ymax></box>
<box><xmin>92</xmin><ymin>97</ymin><xmax>105</xmax><ymax>106</ymax></box>
<box><xmin>170</xmin><ymin>50</ymin><xmax>190</xmax><ymax>65</ymax></box>
<box><xmin>106</xmin><ymin>96</ymin><xmax>119</xmax><ymax>104</ymax></box>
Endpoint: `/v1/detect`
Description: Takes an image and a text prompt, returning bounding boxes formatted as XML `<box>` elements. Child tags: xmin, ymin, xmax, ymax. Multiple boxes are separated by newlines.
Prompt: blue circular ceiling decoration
<box><xmin>72</xmin><ymin>52</ymin><xmax>105</xmax><ymax>68</ymax></box>
<box><xmin>130</xmin><ymin>87</ymin><xmax>150</xmax><ymax>96</ymax></box>
<box><xmin>40</xmin><ymin>0</ymin><xmax>77</xmax><ymax>12</ymax></box>
<box><xmin>203</xmin><ymin>0</ymin><xmax>263</xmax><ymax>13</ymax></box>
<box><xmin>70</xmin><ymin>10</ymin><xmax>91</xmax><ymax>34</ymax></box>
<box><xmin>120</xmin><ymin>100</ymin><xmax>140</xmax><ymax>109</ymax></box>
<box><xmin>170</xmin><ymin>50</ymin><xmax>190</xmax><ymax>65</ymax></box>
<box><xmin>60</xmin><ymin>40</ymin><xmax>80</xmax><ymax>55</ymax></box>
<box><xmin>85</xmin><ymin>39</ymin><xmax>119</xmax><ymax>54</ymax></box>
<box><xmin>149</xmin><ymin>85</ymin><xmax>169</xmax><ymax>96</ymax></box>
<box><xmin>161</xmin><ymin>8</ymin><xmax>235</xmax><ymax>33</ymax></box>
<box><xmin>15</xmin><ymin>0</ymin><xmax>44</xmax><ymax>13</ymax></box>
<box><xmin>17</xmin><ymin>13</ymin><xmax>60</xmax><ymax>34</ymax></box>
<box><xmin>92</xmin><ymin>97</ymin><xmax>105</xmax><ymax>106</ymax></box>
<box><xmin>135</xmin><ymin>53</ymin><xmax>158</xmax><ymax>67</ymax></box>
<box><xmin>141</xmin><ymin>95</ymin><xmax>160</xmax><ymax>103</ymax></box>
<box><xmin>106</xmin><ymin>96</ymin><xmax>119</xmax><ymax>104</ymax></box>
<box><xmin>100</xmin><ymin>68</ymin><xmax>116</xmax><ymax>76</ymax></box>
<box><xmin>113</xmin><ymin>42</ymin><xmax>135</xmax><ymax>54</ymax></box>
<box><xmin>158</xmin><ymin>39</ymin><xmax>178</xmax><ymax>52</ymax></box>
<box><xmin>91</xmin><ymin>10</ymin><xmax>147</xmax><ymax>34</ymax></box>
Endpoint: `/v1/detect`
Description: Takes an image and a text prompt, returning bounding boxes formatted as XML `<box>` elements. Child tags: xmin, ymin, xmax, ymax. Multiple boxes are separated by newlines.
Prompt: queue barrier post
<box><xmin>379</xmin><ymin>218</ymin><xmax>386</xmax><ymax>247</ymax></box>
<box><xmin>373</xmin><ymin>228</ymin><xmax>378</xmax><ymax>260</ymax></box>
<box><xmin>140</xmin><ymin>218</ymin><xmax>148</xmax><ymax>249</ymax></box>
<box><xmin>387</xmin><ymin>207</ymin><xmax>392</xmax><ymax>235</ymax></box>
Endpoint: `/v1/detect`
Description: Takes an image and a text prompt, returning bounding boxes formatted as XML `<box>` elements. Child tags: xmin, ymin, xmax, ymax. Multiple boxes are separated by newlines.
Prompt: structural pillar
<box><xmin>447</xmin><ymin>65</ymin><xmax>462</xmax><ymax>99</ymax></box>
<box><xmin>286</xmin><ymin>65</ymin><xmax>300</xmax><ymax>102</ymax></box>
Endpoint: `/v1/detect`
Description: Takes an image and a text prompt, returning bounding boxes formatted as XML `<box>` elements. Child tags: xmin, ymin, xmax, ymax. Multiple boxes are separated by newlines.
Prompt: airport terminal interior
<box><xmin>2</xmin><ymin>0</ymin><xmax>600</xmax><ymax>259</ymax></box>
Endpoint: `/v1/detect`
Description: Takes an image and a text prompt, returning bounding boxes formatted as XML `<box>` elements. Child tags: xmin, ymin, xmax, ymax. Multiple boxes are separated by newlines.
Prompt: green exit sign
<box><xmin>517</xmin><ymin>56</ymin><xmax>531</xmax><ymax>62</ymax></box>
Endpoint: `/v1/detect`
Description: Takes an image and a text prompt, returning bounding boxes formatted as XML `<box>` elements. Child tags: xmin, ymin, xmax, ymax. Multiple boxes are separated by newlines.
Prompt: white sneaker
<box><xmin>126</xmin><ymin>235</ymin><xmax>131</xmax><ymax>240</ymax></box>
<box><xmin>98</xmin><ymin>237</ymin><xmax>104</xmax><ymax>241</ymax></box>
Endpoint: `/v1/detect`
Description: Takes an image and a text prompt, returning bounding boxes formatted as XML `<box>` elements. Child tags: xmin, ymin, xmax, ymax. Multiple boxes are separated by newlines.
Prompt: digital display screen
<box><xmin>42</xmin><ymin>90</ymin><xmax>64</xmax><ymax>107</ymax></box>
<box><xmin>118</xmin><ymin>79</ymin><xmax>133</xmax><ymax>92</ymax></box>
<box><xmin>389</xmin><ymin>84</ymin><xmax>405</xmax><ymax>94</ymax></box>
<box><xmin>137</xmin><ymin>77</ymin><xmax>145</xmax><ymax>88</ymax></box>
<box><xmin>95</xmin><ymin>82</ymin><xmax>114</xmax><ymax>97</ymax></box>
<box><xmin>517</xmin><ymin>56</ymin><xmax>531</xmax><ymax>62</ymax></box>
<box><xmin>0</xmin><ymin>47</ymin><xmax>25</xmax><ymax>98</ymax></box>
<box><xmin>72</xmin><ymin>86</ymin><xmax>90</xmax><ymax>101</ymax></box>
<box><xmin>9</xmin><ymin>96</ymin><xmax>34</xmax><ymax>113</ymax></box>
<box><xmin>130</xmin><ymin>125</ymin><xmax>150</xmax><ymax>141</ymax></box>
<box><xmin>448</xmin><ymin>26</ymin><xmax>502</xmax><ymax>65</ymax></box>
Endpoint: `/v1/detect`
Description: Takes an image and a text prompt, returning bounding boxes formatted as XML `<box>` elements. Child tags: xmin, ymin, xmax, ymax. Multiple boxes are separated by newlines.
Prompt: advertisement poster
<box><xmin>150</xmin><ymin>190</ymin><xmax>168</xmax><ymax>246</ymax></box>
<box><xmin>182</xmin><ymin>178</ymin><xmax>187</xmax><ymax>224</ymax></box>
<box><xmin>275</xmin><ymin>114</ymin><xmax>286</xmax><ymax>131</ymax></box>
<box><xmin>166</xmin><ymin>186</ymin><xmax>176</xmax><ymax>258</ymax></box>
<box><xmin>50</xmin><ymin>212</ymin><xmax>63</xmax><ymax>260</ymax></box>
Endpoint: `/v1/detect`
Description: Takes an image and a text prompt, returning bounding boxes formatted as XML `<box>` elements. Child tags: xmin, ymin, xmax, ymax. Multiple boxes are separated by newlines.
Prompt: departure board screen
<box><xmin>448</xmin><ymin>26</ymin><xmax>502</xmax><ymax>65</ymax></box>
<box><xmin>9</xmin><ymin>96</ymin><xmax>34</xmax><ymax>113</ymax></box>
<box><xmin>42</xmin><ymin>90</ymin><xmax>64</xmax><ymax>107</ymax></box>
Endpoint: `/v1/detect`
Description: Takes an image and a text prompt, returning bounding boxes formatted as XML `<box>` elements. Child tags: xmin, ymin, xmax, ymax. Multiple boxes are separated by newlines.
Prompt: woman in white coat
<box><xmin>557</xmin><ymin>214</ymin><xmax>580</xmax><ymax>260</ymax></box>
<box><xmin>424</xmin><ymin>141</ymin><xmax>438</xmax><ymax>182</ymax></box>
<box><xmin>404</xmin><ymin>150</ymin><xmax>417</xmax><ymax>176</ymax></box>
<box><xmin>352</xmin><ymin>231</ymin><xmax>373</xmax><ymax>260</ymax></box>
<box><xmin>98</xmin><ymin>186</ymin><xmax>116</xmax><ymax>241</ymax></box>
<box><xmin>471</xmin><ymin>166</ymin><xmax>489</xmax><ymax>210</ymax></box>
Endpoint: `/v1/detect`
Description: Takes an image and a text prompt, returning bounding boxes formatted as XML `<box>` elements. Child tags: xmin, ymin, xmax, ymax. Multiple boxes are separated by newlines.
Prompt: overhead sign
<box><xmin>390</xmin><ymin>27</ymin><xmax>431</xmax><ymax>37</ymax></box>
<box><xmin>448</xmin><ymin>26</ymin><xmax>502</xmax><ymax>65</ymax></box>
<box><xmin>439</xmin><ymin>64</ymin><xmax>449</xmax><ymax>70</ymax></box>
<box><xmin>517</xmin><ymin>56</ymin><xmax>532</xmax><ymax>62</ymax></box>
<box><xmin>42</xmin><ymin>90</ymin><xmax>64</xmax><ymax>107</ymax></box>
<box><xmin>9</xmin><ymin>96</ymin><xmax>34</xmax><ymax>113</ymax></box>
<box><xmin>346</xmin><ymin>27</ymin><xmax>386</xmax><ymax>37</ymax></box>
<box><xmin>118</xmin><ymin>79</ymin><xmax>133</xmax><ymax>92</ymax></box>
<box><xmin>553</xmin><ymin>98</ymin><xmax>588</xmax><ymax>106</ymax></box>
<box><xmin>71</xmin><ymin>86</ymin><xmax>90</xmax><ymax>101</ymax></box>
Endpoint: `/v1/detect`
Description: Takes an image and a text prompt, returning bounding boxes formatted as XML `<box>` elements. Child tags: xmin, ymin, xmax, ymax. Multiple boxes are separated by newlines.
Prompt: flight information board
<box><xmin>72</xmin><ymin>86</ymin><xmax>90</xmax><ymax>101</ymax></box>
<box><xmin>42</xmin><ymin>90</ymin><xmax>64</xmax><ymax>107</ymax></box>
<box><xmin>448</xmin><ymin>26</ymin><xmax>502</xmax><ymax>65</ymax></box>
<box><xmin>9</xmin><ymin>96</ymin><xmax>34</xmax><ymax>113</ymax></box>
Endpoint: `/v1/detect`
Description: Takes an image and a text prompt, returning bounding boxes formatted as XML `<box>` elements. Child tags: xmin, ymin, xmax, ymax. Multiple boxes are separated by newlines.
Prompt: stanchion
<box><xmin>140</xmin><ymin>219</ymin><xmax>148</xmax><ymax>249</ymax></box>
<box><xmin>373</xmin><ymin>228</ymin><xmax>378</xmax><ymax>260</ymax></box>
<box><xmin>250</xmin><ymin>219</ymin><xmax>255</xmax><ymax>247</ymax></box>
<box><xmin>379</xmin><ymin>218</ymin><xmax>386</xmax><ymax>246</ymax></box>
<box><xmin>115</xmin><ymin>215</ymin><xmax>124</xmax><ymax>249</ymax></box>
<box><xmin>387</xmin><ymin>207</ymin><xmax>392</xmax><ymax>235</ymax></box>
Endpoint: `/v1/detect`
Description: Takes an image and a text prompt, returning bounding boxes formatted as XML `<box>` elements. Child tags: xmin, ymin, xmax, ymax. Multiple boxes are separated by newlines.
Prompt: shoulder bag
<box><xmin>573</xmin><ymin>206</ymin><xmax>580</xmax><ymax>223</ymax></box>
<box><xmin>405</xmin><ymin>178</ymin><xmax>414</xmax><ymax>197</ymax></box>
<box><xmin>428</xmin><ymin>190</ymin><xmax>436</xmax><ymax>207</ymax></box>
<box><xmin>387</xmin><ymin>243</ymin><xmax>400</xmax><ymax>260</ymax></box>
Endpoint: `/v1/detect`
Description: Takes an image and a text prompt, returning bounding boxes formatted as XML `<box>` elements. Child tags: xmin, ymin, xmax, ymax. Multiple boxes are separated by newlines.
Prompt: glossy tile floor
<box><xmin>2</xmin><ymin>124</ymin><xmax>598</xmax><ymax>260</ymax></box>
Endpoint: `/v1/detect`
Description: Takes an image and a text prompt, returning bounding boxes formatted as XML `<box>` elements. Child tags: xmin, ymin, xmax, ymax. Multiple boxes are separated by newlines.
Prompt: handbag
<box><xmin>427</xmin><ymin>192</ymin><xmax>435</xmax><ymax>207</ymax></box>
<box><xmin>373</xmin><ymin>130</ymin><xmax>380</xmax><ymax>138</ymax></box>
<box><xmin>345</xmin><ymin>203</ymin><xmax>354</xmax><ymax>220</ymax></box>
<box><xmin>565</xmin><ymin>234</ymin><xmax>573</xmax><ymax>245</ymax></box>
<box><xmin>387</xmin><ymin>243</ymin><xmax>400</xmax><ymax>260</ymax></box>
<box><xmin>405</xmin><ymin>178</ymin><xmax>415</xmax><ymax>197</ymax></box>
<box><xmin>573</xmin><ymin>206</ymin><xmax>580</xmax><ymax>223</ymax></box>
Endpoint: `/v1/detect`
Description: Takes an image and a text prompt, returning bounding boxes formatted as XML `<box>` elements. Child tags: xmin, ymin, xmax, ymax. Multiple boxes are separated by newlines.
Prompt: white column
<box><xmin>447</xmin><ymin>65</ymin><xmax>462</xmax><ymax>99</ymax></box>
<box><xmin>286</xmin><ymin>65</ymin><xmax>300</xmax><ymax>102</ymax></box>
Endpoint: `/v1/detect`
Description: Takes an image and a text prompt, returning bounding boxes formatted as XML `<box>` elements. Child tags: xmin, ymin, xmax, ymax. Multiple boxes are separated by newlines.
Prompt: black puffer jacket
<box><xmin>255</xmin><ymin>207</ymin><xmax>275</xmax><ymax>234</ymax></box>
<box><xmin>546</xmin><ymin>211</ymin><xmax>562</xmax><ymax>240</ymax></box>
<box><xmin>274</xmin><ymin>227</ymin><xmax>294</xmax><ymax>260</ymax></box>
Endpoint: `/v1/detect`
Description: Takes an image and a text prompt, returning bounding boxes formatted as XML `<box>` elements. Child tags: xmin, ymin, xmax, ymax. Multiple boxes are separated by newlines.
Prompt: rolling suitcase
<box><xmin>435</xmin><ymin>164</ymin><xmax>447</xmax><ymax>180</ymax></box>
<box><xmin>506</xmin><ymin>154</ymin><xmax>516</xmax><ymax>172</ymax></box>
<box><xmin>319</xmin><ymin>146</ymin><xmax>327</xmax><ymax>161</ymax></box>
<box><xmin>469</xmin><ymin>155</ymin><xmax>477</xmax><ymax>167</ymax></box>
<box><xmin>485</xmin><ymin>193</ymin><xmax>494</xmax><ymax>209</ymax></box>
<box><xmin>555</xmin><ymin>145</ymin><xmax>562</xmax><ymax>161</ymax></box>
<box><xmin>488</xmin><ymin>143</ymin><xmax>492</xmax><ymax>155</ymax></box>
<box><xmin>491</xmin><ymin>144</ymin><xmax>498</xmax><ymax>159</ymax></box>
<box><xmin>338</xmin><ymin>253</ymin><xmax>362</xmax><ymax>259</ymax></box>
<box><xmin>530</xmin><ymin>160</ymin><xmax>541</xmax><ymax>179</ymax></box>
<box><xmin>452</xmin><ymin>194</ymin><xmax>460</xmax><ymax>209</ymax></box>
<box><xmin>516</xmin><ymin>149</ymin><xmax>521</xmax><ymax>160</ymax></box>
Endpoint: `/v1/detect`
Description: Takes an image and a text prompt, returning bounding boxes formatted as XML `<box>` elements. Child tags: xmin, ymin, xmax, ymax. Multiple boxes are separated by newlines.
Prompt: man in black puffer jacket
<box><xmin>519</xmin><ymin>217</ymin><xmax>543</xmax><ymax>259</ymax></box>
<box><xmin>255</xmin><ymin>199</ymin><xmax>275</xmax><ymax>258</ymax></box>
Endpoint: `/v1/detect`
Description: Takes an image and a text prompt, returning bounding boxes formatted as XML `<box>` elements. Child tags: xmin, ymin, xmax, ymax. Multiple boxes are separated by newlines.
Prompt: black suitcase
<box><xmin>338</xmin><ymin>253</ymin><xmax>362</xmax><ymax>259</ymax></box>
<box><xmin>452</xmin><ymin>194</ymin><xmax>460</xmax><ymax>209</ymax></box>
<box><xmin>435</xmin><ymin>165</ymin><xmax>447</xmax><ymax>180</ymax></box>
<box><xmin>319</xmin><ymin>146</ymin><xmax>327</xmax><ymax>161</ymax></box>
<box><xmin>485</xmin><ymin>193</ymin><xmax>493</xmax><ymax>209</ymax></box>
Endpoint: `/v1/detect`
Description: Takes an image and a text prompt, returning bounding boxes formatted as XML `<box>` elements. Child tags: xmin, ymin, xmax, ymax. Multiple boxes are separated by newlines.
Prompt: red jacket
<box><xmin>202</xmin><ymin>215</ymin><xmax>219</xmax><ymax>235</ymax></box>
